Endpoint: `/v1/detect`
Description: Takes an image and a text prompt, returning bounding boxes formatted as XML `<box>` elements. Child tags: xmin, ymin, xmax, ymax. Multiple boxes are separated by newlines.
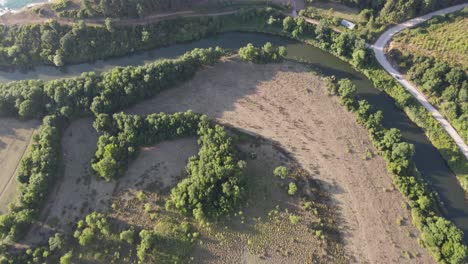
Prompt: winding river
<box><xmin>1</xmin><ymin>32</ymin><xmax>466</xmax><ymax>240</ymax></box>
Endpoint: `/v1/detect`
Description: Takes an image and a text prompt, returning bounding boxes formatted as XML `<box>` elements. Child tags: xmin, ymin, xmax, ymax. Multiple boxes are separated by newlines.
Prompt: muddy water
<box><xmin>1</xmin><ymin>32</ymin><xmax>466</xmax><ymax>240</ymax></box>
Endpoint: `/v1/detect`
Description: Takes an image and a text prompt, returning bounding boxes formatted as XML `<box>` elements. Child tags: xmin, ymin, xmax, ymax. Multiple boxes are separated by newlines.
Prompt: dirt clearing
<box><xmin>126</xmin><ymin>58</ymin><xmax>435</xmax><ymax>263</ymax></box>
<box><xmin>0</xmin><ymin>118</ymin><xmax>39</xmax><ymax>214</ymax></box>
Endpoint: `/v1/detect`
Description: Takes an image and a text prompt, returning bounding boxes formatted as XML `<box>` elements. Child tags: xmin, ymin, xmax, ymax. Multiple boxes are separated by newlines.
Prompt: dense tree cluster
<box><xmin>0</xmin><ymin>7</ymin><xmax>281</xmax><ymax>69</ymax></box>
<box><xmin>168</xmin><ymin>118</ymin><xmax>246</xmax><ymax>221</ymax></box>
<box><xmin>60</xmin><ymin>0</ymin><xmax>198</xmax><ymax>18</ymax></box>
<box><xmin>280</xmin><ymin>16</ymin><xmax>372</xmax><ymax>67</ymax></box>
<box><xmin>329</xmin><ymin>77</ymin><xmax>467</xmax><ymax>264</ymax></box>
<box><xmin>92</xmin><ymin>111</ymin><xmax>203</xmax><ymax>181</ymax></box>
<box><xmin>389</xmin><ymin>51</ymin><xmax>467</xmax><ymax>142</ymax></box>
<box><xmin>238</xmin><ymin>42</ymin><xmax>287</xmax><ymax>64</ymax></box>
<box><xmin>0</xmin><ymin>47</ymin><xmax>225</xmax><ymax>119</ymax></box>
<box><xmin>74</xmin><ymin>212</ymin><xmax>111</xmax><ymax>247</ymax></box>
<box><xmin>93</xmin><ymin>111</ymin><xmax>246</xmax><ymax>221</ymax></box>
<box><xmin>301</xmin><ymin>0</ymin><xmax>464</xmax><ymax>40</ymax></box>
<box><xmin>0</xmin><ymin>115</ymin><xmax>64</xmax><ymax>242</ymax></box>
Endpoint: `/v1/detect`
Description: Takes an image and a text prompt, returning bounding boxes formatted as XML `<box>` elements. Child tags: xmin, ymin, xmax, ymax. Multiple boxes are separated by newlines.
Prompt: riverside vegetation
<box><xmin>389</xmin><ymin>8</ymin><xmax>467</xmax><ymax>142</ymax></box>
<box><xmin>0</xmin><ymin>5</ymin><xmax>466</xmax><ymax>264</ymax></box>
<box><xmin>326</xmin><ymin>77</ymin><xmax>467</xmax><ymax>263</ymax></box>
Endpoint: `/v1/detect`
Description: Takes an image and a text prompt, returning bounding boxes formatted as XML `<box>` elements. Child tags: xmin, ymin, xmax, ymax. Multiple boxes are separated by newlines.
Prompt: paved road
<box><xmin>372</xmin><ymin>3</ymin><xmax>468</xmax><ymax>160</ymax></box>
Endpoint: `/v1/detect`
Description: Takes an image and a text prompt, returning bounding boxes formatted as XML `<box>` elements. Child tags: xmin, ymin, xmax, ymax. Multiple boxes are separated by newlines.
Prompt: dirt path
<box><xmin>0</xmin><ymin>118</ymin><xmax>40</xmax><ymax>214</ymax></box>
<box><xmin>125</xmin><ymin>58</ymin><xmax>435</xmax><ymax>263</ymax></box>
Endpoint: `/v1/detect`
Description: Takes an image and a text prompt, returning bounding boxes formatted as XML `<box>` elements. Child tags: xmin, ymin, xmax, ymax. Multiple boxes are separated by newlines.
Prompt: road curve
<box><xmin>373</xmin><ymin>3</ymin><xmax>468</xmax><ymax>160</ymax></box>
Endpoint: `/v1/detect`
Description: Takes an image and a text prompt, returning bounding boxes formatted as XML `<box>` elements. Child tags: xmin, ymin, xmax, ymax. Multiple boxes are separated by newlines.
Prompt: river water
<box><xmin>1</xmin><ymin>32</ymin><xmax>466</xmax><ymax>240</ymax></box>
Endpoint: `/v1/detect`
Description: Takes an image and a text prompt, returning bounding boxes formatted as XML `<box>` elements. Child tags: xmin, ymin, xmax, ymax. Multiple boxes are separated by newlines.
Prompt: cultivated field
<box><xmin>0</xmin><ymin>118</ymin><xmax>39</xmax><ymax>214</ymax></box>
<box><xmin>390</xmin><ymin>9</ymin><xmax>468</xmax><ymax>68</ymax></box>
<box><xmin>20</xmin><ymin>58</ymin><xmax>434</xmax><ymax>262</ymax></box>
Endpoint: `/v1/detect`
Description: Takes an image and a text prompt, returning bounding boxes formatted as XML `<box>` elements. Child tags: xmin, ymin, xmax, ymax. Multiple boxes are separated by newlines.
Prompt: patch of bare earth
<box><xmin>0</xmin><ymin>118</ymin><xmax>40</xmax><ymax>214</ymax></box>
<box><xmin>22</xmin><ymin>122</ymin><xmax>198</xmax><ymax>244</ymax></box>
<box><xmin>125</xmin><ymin>58</ymin><xmax>435</xmax><ymax>263</ymax></box>
<box><xmin>190</xmin><ymin>142</ymin><xmax>343</xmax><ymax>263</ymax></box>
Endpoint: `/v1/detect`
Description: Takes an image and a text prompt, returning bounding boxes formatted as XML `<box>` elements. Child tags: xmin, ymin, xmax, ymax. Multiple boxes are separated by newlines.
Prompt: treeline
<box><xmin>390</xmin><ymin>50</ymin><xmax>467</xmax><ymax>141</ymax></box>
<box><xmin>327</xmin><ymin>77</ymin><xmax>467</xmax><ymax>264</ymax></box>
<box><xmin>0</xmin><ymin>114</ymin><xmax>64</xmax><ymax>242</ymax></box>
<box><xmin>238</xmin><ymin>42</ymin><xmax>287</xmax><ymax>63</ymax></box>
<box><xmin>0</xmin><ymin>8</ymin><xmax>280</xmax><ymax>69</ymax></box>
<box><xmin>93</xmin><ymin>111</ymin><xmax>246</xmax><ymax>221</ymax></box>
<box><xmin>0</xmin><ymin>47</ymin><xmax>225</xmax><ymax>119</ymax></box>
<box><xmin>59</xmin><ymin>0</ymin><xmax>198</xmax><ymax>18</ymax></box>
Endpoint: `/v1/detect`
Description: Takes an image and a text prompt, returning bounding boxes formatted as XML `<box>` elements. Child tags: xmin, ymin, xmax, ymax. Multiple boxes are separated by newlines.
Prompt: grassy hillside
<box><xmin>391</xmin><ymin>7</ymin><xmax>468</xmax><ymax>69</ymax></box>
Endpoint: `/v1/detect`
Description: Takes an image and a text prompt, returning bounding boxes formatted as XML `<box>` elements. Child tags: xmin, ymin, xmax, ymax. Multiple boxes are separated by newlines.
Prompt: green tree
<box><xmin>119</xmin><ymin>229</ymin><xmax>134</xmax><ymax>244</ymax></box>
<box><xmin>283</xmin><ymin>16</ymin><xmax>295</xmax><ymax>31</ymax></box>
<box><xmin>273</xmin><ymin>166</ymin><xmax>288</xmax><ymax>179</ymax></box>
<box><xmin>60</xmin><ymin>251</ymin><xmax>73</xmax><ymax>264</ymax></box>
<box><xmin>288</xmin><ymin>182</ymin><xmax>298</xmax><ymax>195</ymax></box>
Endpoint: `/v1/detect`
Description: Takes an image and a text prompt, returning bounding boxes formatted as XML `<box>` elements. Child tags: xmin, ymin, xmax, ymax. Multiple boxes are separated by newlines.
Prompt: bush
<box><xmin>273</xmin><ymin>166</ymin><xmax>288</xmax><ymax>179</ymax></box>
<box><xmin>238</xmin><ymin>42</ymin><xmax>287</xmax><ymax>64</ymax></box>
<box><xmin>59</xmin><ymin>251</ymin><xmax>73</xmax><ymax>264</ymax></box>
<box><xmin>288</xmin><ymin>182</ymin><xmax>298</xmax><ymax>196</ymax></box>
<box><xmin>119</xmin><ymin>229</ymin><xmax>134</xmax><ymax>244</ymax></box>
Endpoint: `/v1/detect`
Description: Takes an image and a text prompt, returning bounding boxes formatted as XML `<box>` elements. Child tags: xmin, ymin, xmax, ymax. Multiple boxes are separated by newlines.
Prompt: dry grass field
<box><xmin>20</xmin><ymin>58</ymin><xmax>434</xmax><ymax>263</ymax></box>
<box><xmin>125</xmin><ymin>58</ymin><xmax>434</xmax><ymax>263</ymax></box>
<box><xmin>0</xmin><ymin>118</ymin><xmax>40</xmax><ymax>214</ymax></box>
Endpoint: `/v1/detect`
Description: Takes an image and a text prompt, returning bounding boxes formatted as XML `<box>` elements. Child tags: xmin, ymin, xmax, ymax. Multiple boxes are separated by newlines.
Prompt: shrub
<box><xmin>238</xmin><ymin>42</ymin><xmax>287</xmax><ymax>64</ymax></box>
<box><xmin>119</xmin><ymin>229</ymin><xmax>134</xmax><ymax>244</ymax></box>
<box><xmin>273</xmin><ymin>166</ymin><xmax>289</xmax><ymax>179</ymax></box>
<box><xmin>288</xmin><ymin>182</ymin><xmax>298</xmax><ymax>196</ymax></box>
<box><xmin>289</xmin><ymin>214</ymin><xmax>301</xmax><ymax>224</ymax></box>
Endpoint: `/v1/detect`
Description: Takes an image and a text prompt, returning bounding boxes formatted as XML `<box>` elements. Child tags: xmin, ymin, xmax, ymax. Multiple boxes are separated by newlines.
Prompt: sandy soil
<box><xmin>0</xmin><ymin>118</ymin><xmax>40</xmax><ymax>214</ymax></box>
<box><xmin>124</xmin><ymin>58</ymin><xmax>435</xmax><ymax>264</ymax></box>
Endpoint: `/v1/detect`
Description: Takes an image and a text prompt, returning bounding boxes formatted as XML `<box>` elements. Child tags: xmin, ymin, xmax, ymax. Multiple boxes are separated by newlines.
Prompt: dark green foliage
<box><xmin>0</xmin><ymin>47</ymin><xmax>225</xmax><ymax>119</ymax></box>
<box><xmin>91</xmin><ymin>47</ymin><xmax>225</xmax><ymax>115</ymax></box>
<box><xmin>92</xmin><ymin>111</ymin><xmax>245</xmax><ymax>221</ymax></box>
<box><xmin>238</xmin><ymin>42</ymin><xmax>287</xmax><ymax>64</ymax></box>
<box><xmin>389</xmin><ymin>51</ymin><xmax>467</xmax><ymax>142</ymax></box>
<box><xmin>92</xmin><ymin>111</ymin><xmax>202</xmax><ymax>181</ymax></box>
<box><xmin>74</xmin><ymin>212</ymin><xmax>110</xmax><ymax>247</ymax></box>
<box><xmin>168</xmin><ymin>118</ymin><xmax>246</xmax><ymax>221</ymax></box>
<box><xmin>64</xmin><ymin>0</ymin><xmax>196</xmax><ymax>18</ymax></box>
<box><xmin>0</xmin><ymin>7</ymin><xmax>280</xmax><ymax>69</ymax></box>
<box><xmin>0</xmin><ymin>114</ymin><xmax>64</xmax><ymax>242</ymax></box>
<box><xmin>337</xmin><ymin>78</ymin><xmax>357</xmax><ymax>110</ymax></box>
